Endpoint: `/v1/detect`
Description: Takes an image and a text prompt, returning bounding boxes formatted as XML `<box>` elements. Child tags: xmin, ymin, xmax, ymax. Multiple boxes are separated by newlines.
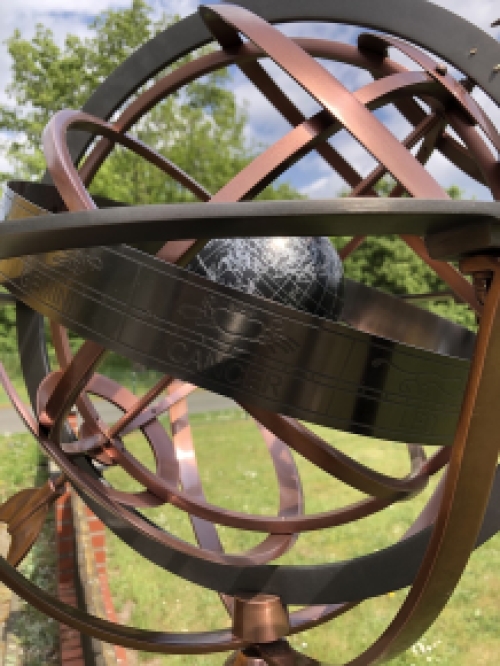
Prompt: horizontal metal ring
<box><xmin>0</xmin><ymin>182</ymin><xmax>478</xmax><ymax>445</ymax></box>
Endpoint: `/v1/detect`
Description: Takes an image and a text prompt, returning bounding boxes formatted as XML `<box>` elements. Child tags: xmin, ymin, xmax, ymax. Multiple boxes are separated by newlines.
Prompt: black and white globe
<box><xmin>187</xmin><ymin>236</ymin><xmax>344</xmax><ymax>321</ymax></box>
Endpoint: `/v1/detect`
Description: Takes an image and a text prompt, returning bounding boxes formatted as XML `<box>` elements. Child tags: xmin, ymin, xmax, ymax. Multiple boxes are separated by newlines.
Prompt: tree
<box><xmin>0</xmin><ymin>0</ymin><xmax>302</xmax><ymax>204</ymax></box>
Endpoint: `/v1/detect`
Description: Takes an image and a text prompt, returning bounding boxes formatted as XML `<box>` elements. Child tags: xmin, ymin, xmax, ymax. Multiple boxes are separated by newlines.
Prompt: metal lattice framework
<box><xmin>1</xmin><ymin>1</ymin><xmax>500</xmax><ymax>663</ymax></box>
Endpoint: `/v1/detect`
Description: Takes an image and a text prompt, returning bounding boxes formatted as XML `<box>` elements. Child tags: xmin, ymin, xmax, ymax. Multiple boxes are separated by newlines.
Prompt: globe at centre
<box><xmin>187</xmin><ymin>236</ymin><xmax>344</xmax><ymax>321</ymax></box>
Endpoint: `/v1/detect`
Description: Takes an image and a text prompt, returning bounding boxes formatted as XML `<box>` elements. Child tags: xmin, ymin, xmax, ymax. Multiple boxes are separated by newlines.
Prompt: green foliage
<box><xmin>0</xmin><ymin>0</ymin><xmax>151</xmax><ymax>181</ymax></box>
<box><xmin>333</xmin><ymin>180</ymin><xmax>476</xmax><ymax>329</ymax></box>
<box><xmin>0</xmin><ymin>288</ymin><xmax>17</xmax><ymax>355</ymax></box>
<box><xmin>0</xmin><ymin>0</ymin><xmax>303</xmax><ymax>204</ymax></box>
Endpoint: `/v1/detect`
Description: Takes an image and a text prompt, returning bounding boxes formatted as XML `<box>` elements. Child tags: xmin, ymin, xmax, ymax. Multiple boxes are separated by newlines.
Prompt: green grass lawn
<box><xmin>0</xmin><ymin>410</ymin><xmax>498</xmax><ymax>665</ymax></box>
<box><xmin>102</xmin><ymin>414</ymin><xmax>500</xmax><ymax>666</ymax></box>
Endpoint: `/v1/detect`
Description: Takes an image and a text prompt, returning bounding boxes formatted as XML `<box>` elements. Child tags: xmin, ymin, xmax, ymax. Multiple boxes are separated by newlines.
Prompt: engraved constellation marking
<box><xmin>0</xmin><ymin>246</ymin><xmax>468</xmax><ymax>444</ymax></box>
<box><xmin>179</xmin><ymin>295</ymin><xmax>300</xmax><ymax>355</ymax></box>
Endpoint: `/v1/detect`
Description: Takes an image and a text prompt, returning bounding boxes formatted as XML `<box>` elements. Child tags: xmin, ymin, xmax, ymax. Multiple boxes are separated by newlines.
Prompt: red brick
<box><xmin>116</xmin><ymin>647</ymin><xmax>128</xmax><ymax>663</ymax></box>
<box><xmin>87</xmin><ymin>521</ymin><xmax>104</xmax><ymax>535</ymax></box>
<box><xmin>87</xmin><ymin>512</ymin><xmax>102</xmax><ymax>522</ymax></box>
<box><xmin>90</xmin><ymin>533</ymin><xmax>105</xmax><ymax>549</ymax></box>
<box><xmin>93</xmin><ymin>549</ymin><xmax>106</xmax><ymax>565</ymax></box>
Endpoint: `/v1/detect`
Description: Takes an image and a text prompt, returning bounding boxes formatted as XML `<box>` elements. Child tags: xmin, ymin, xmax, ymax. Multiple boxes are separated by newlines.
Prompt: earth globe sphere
<box><xmin>186</xmin><ymin>236</ymin><xmax>344</xmax><ymax>321</ymax></box>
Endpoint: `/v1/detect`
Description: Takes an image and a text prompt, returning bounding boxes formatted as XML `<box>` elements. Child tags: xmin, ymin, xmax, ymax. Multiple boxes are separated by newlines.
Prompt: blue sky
<box><xmin>1</xmin><ymin>0</ymin><xmax>499</xmax><ymax>200</ymax></box>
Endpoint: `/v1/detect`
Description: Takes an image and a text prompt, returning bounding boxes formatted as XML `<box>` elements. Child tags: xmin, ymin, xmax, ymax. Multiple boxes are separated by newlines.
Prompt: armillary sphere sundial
<box><xmin>1</xmin><ymin>0</ymin><xmax>500</xmax><ymax>663</ymax></box>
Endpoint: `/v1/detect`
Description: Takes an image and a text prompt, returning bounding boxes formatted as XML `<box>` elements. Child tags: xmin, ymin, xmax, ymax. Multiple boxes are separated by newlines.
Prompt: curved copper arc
<box><xmin>342</xmin><ymin>114</ymin><xmax>480</xmax><ymax>313</ymax></box>
<box><xmin>0</xmin><ymin>367</ymin><xmax>420</xmax><ymax>574</ymax></box>
<box><xmin>79</xmin><ymin>36</ymin><xmax>480</xmax><ymax>198</ymax></box>
<box><xmin>393</xmin><ymin>114</ymin><xmax>482</xmax><ymax>311</ymax></box>
<box><xmin>107</xmin><ymin>374</ymin><xmax>173</xmax><ymax>439</ymax></box>
<box><xmin>445</xmin><ymin>107</ymin><xmax>500</xmax><ymax>201</ymax></box>
<box><xmin>0</xmin><ymin>555</ymin><xmax>242</xmax><ymax>654</ymax></box>
<box><xmin>200</xmin><ymin>4</ymin><xmax>449</xmax><ymax>200</ymax></box>
<box><xmin>46</xmin><ymin>74</ymin><xmax>445</xmax><ymax>219</ymax></box>
<box><xmin>121</xmin><ymin>381</ymin><xmax>197</xmax><ymax>435</ymax></box>
<box><xmin>44</xmin><ymin>63</ymin><xmax>458</xmax><ymax>286</ymax></box>
<box><xmin>205</xmin><ymin>74</ymin><xmax>445</xmax><ymax>213</ymax></box>
<box><xmin>240</xmin><ymin>404</ymin><xmax>452</xmax><ymax>499</ymax></box>
<box><xmin>167</xmin><ymin>380</ymin><xmax>233</xmax><ymax>617</ymax></box>
<box><xmin>35</xmin><ymin>350</ymin><xmax>398</xmax><ymax>537</ymax></box>
<box><xmin>109</xmin><ymin>441</ymin><xmax>394</xmax><ymax>534</ymax></box>
<box><xmin>41</xmin><ymin>339</ymin><xmax>105</xmax><ymax>435</ymax></box>
<box><xmin>193</xmin><ymin>14</ymin><xmax>481</xmax><ymax>321</ymax></box>
<box><xmin>166</xmin><ymin>381</ymin><xmax>303</xmax><ymax>618</ymax></box>
<box><xmin>50</xmin><ymin>319</ymin><xmax>104</xmax><ymax>437</ymax></box>
<box><xmin>42</xmin><ymin>105</ymin><xmax>211</xmax><ymax>456</ymax></box>
<box><xmin>38</xmin><ymin>293</ymin><xmax>404</xmax><ymax>532</ymax></box>
<box><xmin>76</xmin><ymin>373</ymin><xmax>180</xmax><ymax>509</ymax></box>
<box><xmin>358</xmin><ymin>32</ymin><xmax>500</xmax><ymax>153</ymax></box>
<box><xmin>204</xmin><ymin>67</ymin><xmax>480</xmax><ymax>314</ymax></box>
<box><xmin>343</xmin><ymin>260</ymin><xmax>500</xmax><ymax>664</ymax></box>
<box><xmin>12</xmin><ymin>367</ymin><xmax>314</xmax><ymax>570</ymax></box>
<box><xmin>168</xmin><ymin>380</ymin><xmax>303</xmax><ymax>540</ymax></box>
<box><xmin>167</xmin><ymin>378</ymin><xmax>304</xmax><ymax>554</ymax></box>
<box><xmin>349</xmin><ymin>113</ymin><xmax>445</xmax><ymax>198</ymax></box>
<box><xmin>43</xmin><ymin>110</ymin><xmax>210</xmax><ymax>214</ymax></box>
